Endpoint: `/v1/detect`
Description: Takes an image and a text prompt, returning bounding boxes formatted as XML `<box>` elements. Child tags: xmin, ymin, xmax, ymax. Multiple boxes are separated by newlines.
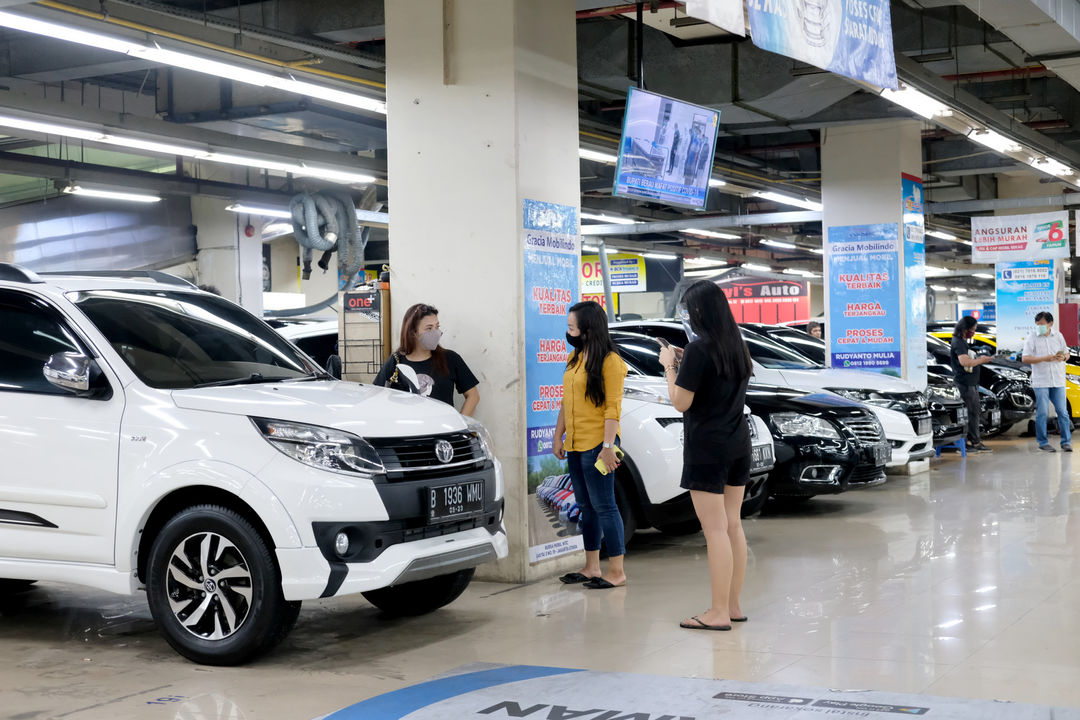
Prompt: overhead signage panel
<box><xmin>971</xmin><ymin>211</ymin><xmax>1070</xmax><ymax>263</ymax></box>
<box><xmin>747</xmin><ymin>0</ymin><xmax>898</xmax><ymax>90</ymax></box>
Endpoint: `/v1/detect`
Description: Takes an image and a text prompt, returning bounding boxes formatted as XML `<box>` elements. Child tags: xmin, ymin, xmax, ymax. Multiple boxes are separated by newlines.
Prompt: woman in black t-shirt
<box><xmin>374</xmin><ymin>303</ymin><xmax>480</xmax><ymax>415</ymax></box>
<box><xmin>659</xmin><ymin>280</ymin><xmax>753</xmax><ymax>632</ymax></box>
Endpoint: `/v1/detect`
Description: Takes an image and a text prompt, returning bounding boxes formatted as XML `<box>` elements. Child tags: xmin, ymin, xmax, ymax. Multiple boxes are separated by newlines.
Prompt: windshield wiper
<box><xmin>194</xmin><ymin>373</ymin><xmax>281</xmax><ymax>388</ymax></box>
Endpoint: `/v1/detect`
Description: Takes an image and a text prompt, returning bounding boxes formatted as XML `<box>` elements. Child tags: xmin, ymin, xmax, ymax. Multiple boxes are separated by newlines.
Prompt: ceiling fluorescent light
<box><xmin>582</xmin><ymin>245</ymin><xmax>600</xmax><ymax>252</ymax></box>
<box><xmin>0</xmin><ymin>11</ymin><xmax>386</xmax><ymax>114</ymax></box>
<box><xmin>578</xmin><ymin>148</ymin><xmax>619</xmax><ymax>164</ymax></box>
<box><xmin>968</xmin><ymin>128</ymin><xmax>1021</xmax><ymax>154</ymax></box>
<box><xmin>930</xmin><ymin>285</ymin><xmax>948</xmax><ymax>291</ymax></box>
<box><xmin>681</xmin><ymin>228</ymin><xmax>740</xmax><ymax>240</ymax></box>
<box><xmin>225</xmin><ymin>203</ymin><xmax>293</xmax><ymax>219</ymax></box>
<box><xmin>708</xmin><ymin>178</ymin><xmax>727</xmax><ymax>187</ymax></box>
<box><xmin>0</xmin><ymin>114</ymin><xmax>105</xmax><ymax>141</ymax></box>
<box><xmin>926</xmin><ymin>229</ymin><xmax>958</xmax><ymax>241</ymax></box>
<box><xmin>207</xmin><ymin>153</ymin><xmax>375</xmax><ymax>185</ymax></box>
<box><xmin>973</xmin><ymin>273</ymin><xmax>994</xmax><ymax>280</ymax></box>
<box><xmin>685</xmin><ymin>266</ymin><xmax>727</xmax><ymax>277</ymax></box>
<box><xmin>754</xmin><ymin>190</ymin><xmax>823</xmax><ymax>212</ymax></box>
<box><xmin>761</xmin><ymin>238</ymin><xmax>797</xmax><ymax>249</ymax></box>
<box><xmin>580</xmin><ymin>211</ymin><xmax>637</xmax><ymax>224</ymax></box>
<box><xmin>1029</xmin><ymin>156</ymin><xmax>1076</xmax><ymax>177</ymax></box>
<box><xmin>63</xmin><ymin>185</ymin><xmax>160</xmax><ymax>203</ymax></box>
<box><xmin>782</xmin><ymin>268</ymin><xmax>815</xmax><ymax>277</ymax></box>
<box><xmin>644</xmin><ymin>252</ymin><xmax>678</xmax><ymax>260</ymax></box>
<box><xmin>810</xmin><ymin>248</ymin><xmax>824</xmax><ymax>255</ymax></box>
<box><xmin>949</xmin><ymin>286</ymin><xmax>967</xmax><ymax>293</ymax></box>
<box><xmin>879</xmin><ymin>83</ymin><xmax>952</xmax><ymax>120</ymax></box>
<box><xmin>742</xmin><ymin>263</ymin><xmax>772</xmax><ymax>272</ymax></box>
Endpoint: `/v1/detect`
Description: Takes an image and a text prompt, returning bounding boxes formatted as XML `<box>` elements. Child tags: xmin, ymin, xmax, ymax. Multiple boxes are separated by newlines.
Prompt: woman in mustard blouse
<box><xmin>552</xmin><ymin>301</ymin><xmax>629</xmax><ymax>589</ymax></box>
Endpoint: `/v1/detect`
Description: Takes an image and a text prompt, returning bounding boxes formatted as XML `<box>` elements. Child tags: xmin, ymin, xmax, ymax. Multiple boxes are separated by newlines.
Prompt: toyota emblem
<box><xmin>435</xmin><ymin>439</ymin><xmax>454</xmax><ymax>464</ymax></box>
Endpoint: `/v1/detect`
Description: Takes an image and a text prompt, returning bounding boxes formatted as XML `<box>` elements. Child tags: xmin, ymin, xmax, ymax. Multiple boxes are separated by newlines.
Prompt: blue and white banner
<box><xmin>902</xmin><ymin>174</ymin><xmax>927</xmax><ymax>390</ymax></box>
<box><xmin>522</xmin><ymin>199</ymin><xmax>584</xmax><ymax>565</ymax></box>
<box><xmin>685</xmin><ymin>0</ymin><xmax>746</xmax><ymax>36</ymax></box>
<box><xmin>827</xmin><ymin>223</ymin><xmax>902</xmax><ymax>375</ymax></box>
<box><xmin>747</xmin><ymin>0</ymin><xmax>898</xmax><ymax>90</ymax></box>
<box><xmin>996</xmin><ymin>259</ymin><xmax>1057</xmax><ymax>354</ymax></box>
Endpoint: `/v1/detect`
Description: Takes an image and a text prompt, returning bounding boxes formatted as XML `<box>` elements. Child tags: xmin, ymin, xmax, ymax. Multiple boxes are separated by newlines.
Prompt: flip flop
<box><xmin>680</xmin><ymin>615</ymin><xmax>732</xmax><ymax>631</ymax></box>
<box><xmin>732</xmin><ymin>616</ymin><xmax>748</xmax><ymax>623</ymax></box>
<box><xmin>582</xmin><ymin>578</ymin><xmax>626</xmax><ymax>590</ymax></box>
<box><xmin>559</xmin><ymin>572</ymin><xmax>592</xmax><ymax>584</ymax></box>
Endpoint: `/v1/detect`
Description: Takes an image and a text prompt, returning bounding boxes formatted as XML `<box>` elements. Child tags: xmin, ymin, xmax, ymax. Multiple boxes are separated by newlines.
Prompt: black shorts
<box><xmin>680</xmin><ymin>454</ymin><xmax>751</xmax><ymax>494</ymax></box>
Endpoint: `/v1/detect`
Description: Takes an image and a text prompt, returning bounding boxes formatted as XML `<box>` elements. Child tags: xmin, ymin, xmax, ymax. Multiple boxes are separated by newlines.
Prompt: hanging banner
<box><xmin>522</xmin><ymin>199</ymin><xmax>585</xmax><ymax>566</ymax></box>
<box><xmin>971</xmin><ymin>211</ymin><xmax>1070</xmax><ymax>263</ymax></box>
<box><xmin>902</xmin><ymin>174</ymin><xmax>927</xmax><ymax>390</ymax></box>
<box><xmin>747</xmin><ymin>0</ymin><xmax>898</xmax><ymax>90</ymax></box>
<box><xmin>827</xmin><ymin>223</ymin><xmax>902</xmax><ymax>375</ymax></box>
<box><xmin>581</xmin><ymin>254</ymin><xmax>647</xmax><ymax>294</ymax></box>
<box><xmin>713</xmin><ymin>273</ymin><xmax>811</xmax><ymax>324</ymax></box>
<box><xmin>684</xmin><ymin>0</ymin><xmax>746</xmax><ymax>36</ymax></box>
<box><xmin>995</xmin><ymin>259</ymin><xmax>1057</xmax><ymax>354</ymax></box>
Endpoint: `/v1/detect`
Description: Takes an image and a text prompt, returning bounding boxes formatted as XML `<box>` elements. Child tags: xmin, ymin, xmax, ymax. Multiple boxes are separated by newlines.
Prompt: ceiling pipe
<box><xmin>941</xmin><ymin>66</ymin><xmax>1050</xmax><ymax>83</ymax></box>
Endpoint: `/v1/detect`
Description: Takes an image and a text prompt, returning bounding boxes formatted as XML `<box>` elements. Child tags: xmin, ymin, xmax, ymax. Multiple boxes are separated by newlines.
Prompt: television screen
<box><xmin>612</xmin><ymin>87</ymin><xmax>720</xmax><ymax>210</ymax></box>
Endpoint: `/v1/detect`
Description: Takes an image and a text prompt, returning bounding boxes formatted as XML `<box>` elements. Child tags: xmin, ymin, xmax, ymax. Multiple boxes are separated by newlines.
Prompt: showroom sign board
<box><xmin>747</xmin><ymin>0</ymin><xmax>898</xmax><ymax>90</ymax></box>
<box><xmin>711</xmin><ymin>272</ymin><xmax>810</xmax><ymax>324</ymax></box>
<box><xmin>826</xmin><ymin>223</ymin><xmax>902</xmax><ymax>375</ymax></box>
<box><xmin>522</xmin><ymin>198</ymin><xmax>584</xmax><ymax>565</ymax></box>
<box><xmin>971</xmin><ymin>211</ymin><xmax>1070</xmax><ymax>263</ymax></box>
<box><xmin>995</xmin><ymin>259</ymin><xmax>1057</xmax><ymax>354</ymax></box>
<box><xmin>902</xmin><ymin>174</ymin><xmax>928</xmax><ymax>390</ymax></box>
<box><xmin>581</xmin><ymin>253</ymin><xmax>646</xmax><ymax>295</ymax></box>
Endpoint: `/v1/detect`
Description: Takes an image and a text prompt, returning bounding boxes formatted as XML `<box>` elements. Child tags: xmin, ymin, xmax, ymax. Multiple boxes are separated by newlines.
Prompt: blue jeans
<box><xmin>566</xmin><ymin>445</ymin><xmax>625</xmax><ymax>557</ymax></box>
<box><xmin>1035</xmin><ymin>386</ymin><xmax>1072</xmax><ymax>447</ymax></box>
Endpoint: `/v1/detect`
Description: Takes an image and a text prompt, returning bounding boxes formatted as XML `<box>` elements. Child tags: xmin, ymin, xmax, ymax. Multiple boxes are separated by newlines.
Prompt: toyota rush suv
<box><xmin>0</xmin><ymin>265</ymin><xmax>507</xmax><ymax>665</ymax></box>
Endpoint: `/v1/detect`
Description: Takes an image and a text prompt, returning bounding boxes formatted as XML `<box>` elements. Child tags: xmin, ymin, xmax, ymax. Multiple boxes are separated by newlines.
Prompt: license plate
<box><xmin>918</xmin><ymin>418</ymin><xmax>932</xmax><ymax>436</ymax></box>
<box><xmin>991</xmin><ymin>409</ymin><xmax>1001</xmax><ymax>426</ymax></box>
<box><xmin>751</xmin><ymin>444</ymin><xmax>773</xmax><ymax>471</ymax></box>
<box><xmin>428</xmin><ymin>480</ymin><xmax>484</xmax><ymax>521</ymax></box>
<box><xmin>873</xmin><ymin>443</ymin><xmax>891</xmax><ymax>466</ymax></box>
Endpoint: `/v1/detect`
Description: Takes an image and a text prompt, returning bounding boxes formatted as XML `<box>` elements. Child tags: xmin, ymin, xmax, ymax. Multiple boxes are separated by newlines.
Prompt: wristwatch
<box><xmin>603</xmin><ymin>442</ymin><xmax>614</xmax><ymax>449</ymax></box>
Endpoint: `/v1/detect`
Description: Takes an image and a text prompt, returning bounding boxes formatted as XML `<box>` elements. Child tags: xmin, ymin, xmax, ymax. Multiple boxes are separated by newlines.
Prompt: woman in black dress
<box><xmin>659</xmin><ymin>281</ymin><xmax>753</xmax><ymax>631</ymax></box>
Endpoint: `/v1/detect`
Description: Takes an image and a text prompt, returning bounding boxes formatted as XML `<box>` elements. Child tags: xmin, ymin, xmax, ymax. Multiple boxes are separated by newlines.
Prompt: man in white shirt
<box><xmin>1021</xmin><ymin>311</ymin><xmax>1072</xmax><ymax>452</ymax></box>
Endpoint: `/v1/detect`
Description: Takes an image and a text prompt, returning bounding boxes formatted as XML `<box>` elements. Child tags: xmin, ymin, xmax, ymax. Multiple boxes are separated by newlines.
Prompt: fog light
<box><xmin>800</xmin><ymin>465</ymin><xmax>842</xmax><ymax>485</ymax></box>
<box><xmin>334</xmin><ymin>532</ymin><xmax>350</xmax><ymax>557</ymax></box>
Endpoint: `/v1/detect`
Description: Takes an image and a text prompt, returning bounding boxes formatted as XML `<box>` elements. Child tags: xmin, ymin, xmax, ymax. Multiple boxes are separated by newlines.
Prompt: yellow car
<box><xmin>929</xmin><ymin>331</ymin><xmax>1080</xmax><ymax>421</ymax></box>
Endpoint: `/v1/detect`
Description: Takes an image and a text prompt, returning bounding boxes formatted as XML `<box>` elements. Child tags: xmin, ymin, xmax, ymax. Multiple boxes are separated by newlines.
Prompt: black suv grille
<box><xmin>369</xmin><ymin>433</ymin><xmax>486</xmax><ymax>480</ymax></box>
<box><xmin>840</xmin><ymin>414</ymin><xmax>884</xmax><ymax>443</ymax></box>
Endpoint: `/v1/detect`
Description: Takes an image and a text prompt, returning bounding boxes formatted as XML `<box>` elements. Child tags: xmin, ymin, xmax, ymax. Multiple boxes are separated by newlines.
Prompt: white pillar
<box><xmin>821</xmin><ymin>120</ymin><xmax>927</xmax><ymax>390</ymax></box>
<box><xmin>386</xmin><ymin>0</ymin><xmax>580</xmax><ymax>582</ymax></box>
<box><xmin>192</xmin><ymin>196</ymin><xmax>263</xmax><ymax>314</ymax></box>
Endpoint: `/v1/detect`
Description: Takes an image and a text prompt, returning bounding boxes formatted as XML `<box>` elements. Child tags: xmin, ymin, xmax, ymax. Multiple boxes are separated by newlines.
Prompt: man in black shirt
<box><xmin>949</xmin><ymin>316</ymin><xmax>994</xmax><ymax>452</ymax></box>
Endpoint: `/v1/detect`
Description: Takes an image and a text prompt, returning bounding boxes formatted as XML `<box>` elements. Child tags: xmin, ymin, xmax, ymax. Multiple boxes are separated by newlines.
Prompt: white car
<box><xmin>273</xmin><ymin>319</ymin><xmax>340</xmax><ymax>370</ymax></box>
<box><xmin>0</xmin><ymin>265</ymin><xmax>506</xmax><ymax>665</ymax></box>
<box><xmin>612</xmin><ymin>321</ymin><xmax>934</xmax><ymax>467</ymax></box>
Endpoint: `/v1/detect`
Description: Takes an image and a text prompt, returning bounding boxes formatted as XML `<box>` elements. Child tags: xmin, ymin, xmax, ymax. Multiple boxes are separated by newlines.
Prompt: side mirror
<box><xmin>43</xmin><ymin>352</ymin><xmax>109</xmax><ymax>399</ymax></box>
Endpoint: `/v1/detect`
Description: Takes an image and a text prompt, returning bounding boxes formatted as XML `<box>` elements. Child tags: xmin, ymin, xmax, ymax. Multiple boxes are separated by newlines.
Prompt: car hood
<box><xmin>172</xmin><ymin>380</ymin><xmax>468</xmax><ymax>437</ymax></box>
<box><xmin>778</xmin><ymin>367</ymin><xmax>918</xmax><ymax>394</ymax></box>
<box><xmin>744</xmin><ymin>382</ymin><xmax>865</xmax><ymax>416</ymax></box>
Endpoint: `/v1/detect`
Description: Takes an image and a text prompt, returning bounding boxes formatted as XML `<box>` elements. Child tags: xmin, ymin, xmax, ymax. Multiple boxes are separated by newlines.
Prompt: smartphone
<box><xmin>594</xmin><ymin>446</ymin><xmax>626</xmax><ymax>476</ymax></box>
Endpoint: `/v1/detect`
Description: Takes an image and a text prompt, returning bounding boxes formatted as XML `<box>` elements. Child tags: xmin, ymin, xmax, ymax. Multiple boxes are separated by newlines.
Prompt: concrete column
<box><xmin>821</xmin><ymin>120</ymin><xmax>927</xmax><ymax>389</ymax></box>
<box><xmin>386</xmin><ymin>0</ymin><xmax>579</xmax><ymax>582</ymax></box>
<box><xmin>192</xmin><ymin>196</ymin><xmax>263</xmax><ymax>314</ymax></box>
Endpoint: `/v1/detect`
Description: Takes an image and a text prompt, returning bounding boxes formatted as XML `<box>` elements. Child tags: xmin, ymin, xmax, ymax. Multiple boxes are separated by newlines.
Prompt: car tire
<box><xmin>362</xmin><ymin>568</ymin><xmax>475</xmax><ymax>617</ymax></box>
<box><xmin>657</xmin><ymin>519</ymin><xmax>701</xmax><ymax>536</ymax></box>
<box><xmin>613</xmin><ymin>479</ymin><xmax>638</xmax><ymax>544</ymax></box>
<box><xmin>146</xmin><ymin>505</ymin><xmax>300</xmax><ymax>666</ymax></box>
<box><xmin>740</xmin><ymin>476</ymin><xmax>769</xmax><ymax>519</ymax></box>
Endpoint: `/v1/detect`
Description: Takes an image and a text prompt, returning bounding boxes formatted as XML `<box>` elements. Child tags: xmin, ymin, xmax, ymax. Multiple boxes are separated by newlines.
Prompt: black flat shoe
<box><xmin>559</xmin><ymin>572</ymin><xmax>593</xmax><ymax>584</ymax></box>
<box><xmin>582</xmin><ymin>578</ymin><xmax>626</xmax><ymax>590</ymax></box>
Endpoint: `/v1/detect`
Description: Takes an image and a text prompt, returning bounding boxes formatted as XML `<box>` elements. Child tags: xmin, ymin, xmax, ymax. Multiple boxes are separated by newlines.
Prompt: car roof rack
<box><xmin>0</xmin><ymin>263</ymin><xmax>44</xmax><ymax>283</ymax></box>
<box><xmin>37</xmin><ymin>270</ymin><xmax>198</xmax><ymax>289</ymax></box>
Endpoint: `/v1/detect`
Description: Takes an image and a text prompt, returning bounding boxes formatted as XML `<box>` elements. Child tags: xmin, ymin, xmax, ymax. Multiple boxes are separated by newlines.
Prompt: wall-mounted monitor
<box><xmin>613</xmin><ymin>87</ymin><xmax>721</xmax><ymax>210</ymax></box>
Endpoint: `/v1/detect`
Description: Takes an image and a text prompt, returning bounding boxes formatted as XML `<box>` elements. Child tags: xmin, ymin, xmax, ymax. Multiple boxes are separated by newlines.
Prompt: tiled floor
<box><xmin>3</xmin><ymin>432</ymin><xmax>1080</xmax><ymax>718</ymax></box>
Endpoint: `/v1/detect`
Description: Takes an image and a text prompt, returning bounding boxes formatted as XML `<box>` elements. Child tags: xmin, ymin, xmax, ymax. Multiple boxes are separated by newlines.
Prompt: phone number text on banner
<box><xmin>828</xmin><ymin>223</ymin><xmax>902</xmax><ymax>374</ymax></box>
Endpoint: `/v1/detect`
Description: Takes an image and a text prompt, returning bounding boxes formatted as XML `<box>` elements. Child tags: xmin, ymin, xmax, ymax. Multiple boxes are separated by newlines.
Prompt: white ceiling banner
<box><xmin>970</xmin><ymin>212</ymin><xmax>1070</xmax><ymax>264</ymax></box>
<box><xmin>684</xmin><ymin>0</ymin><xmax>746</xmax><ymax>37</ymax></box>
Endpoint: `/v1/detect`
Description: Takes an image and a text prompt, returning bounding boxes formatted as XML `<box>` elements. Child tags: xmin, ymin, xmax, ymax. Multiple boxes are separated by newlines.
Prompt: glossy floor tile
<box><xmin>2</xmin><ymin>431</ymin><xmax>1080</xmax><ymax>718</ymax></box>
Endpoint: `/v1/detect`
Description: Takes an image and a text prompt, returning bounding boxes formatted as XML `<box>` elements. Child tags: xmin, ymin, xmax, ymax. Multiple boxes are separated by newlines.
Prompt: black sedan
<box><xmin>927</xmin><ymin>336</ymin><xmax>1035</xmax><ymax>432</ymax></box>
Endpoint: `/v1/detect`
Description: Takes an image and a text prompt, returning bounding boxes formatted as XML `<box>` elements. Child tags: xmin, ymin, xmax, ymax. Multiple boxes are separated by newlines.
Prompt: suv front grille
<box><xmin>841</xmin><ymin>415</ymin><xmax>884</xmax><ymax>443</ymax></box>
<box><xmin>369</xmin><ymin>433</ymin><xmax>486</xmax><ymax>480</ymax></box>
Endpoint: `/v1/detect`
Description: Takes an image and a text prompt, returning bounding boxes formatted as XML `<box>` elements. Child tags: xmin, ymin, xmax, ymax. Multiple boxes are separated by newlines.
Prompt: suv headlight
<box><xmin>252</xmin><ymin>418</ymin><xmax>384</xmax><ymax>476</ymax></box>
<box><xmin>467</xmin><ymin>416</ymin><xmax>495</xmax><ymax>458</ymax></box>
<box><xmin>769</xmin><ymin>412</ymin><xmax>840</xmax><ymax>439</ymax></box>
<box><xmin>996</xmin><ymin>367</ymin><xmax>1029</xmax><ymax>381</ymax></box>
<box><xmin>828</xmin><ymin>387</ymin><xmax>902</xmax><ymax>410</ymax></box>
<box><xmin>623</xmin><ymin>386</ymin><xmax>672</xmax><ymax>406</ymax></box>
<box><xmin>1068</xmin><ymin>376</ymin><xmax>1080</xmax><ymax>387</ymax></box>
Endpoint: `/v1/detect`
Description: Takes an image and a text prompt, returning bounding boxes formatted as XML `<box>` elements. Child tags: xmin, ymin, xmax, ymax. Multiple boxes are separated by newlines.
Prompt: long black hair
<box><xmin>567</xmin><ymin>301</ymin><xmax>618</xmax><ymax>407</ymax></box>
<box><xmin>681</xmin><ymin>280</ymin><xmax>752</xmax><ymax>380</ymax></box>
<box><xmin>953</xmin><ymin>315</ymin><xmax>977</xmax><ymax>338</ymax></box>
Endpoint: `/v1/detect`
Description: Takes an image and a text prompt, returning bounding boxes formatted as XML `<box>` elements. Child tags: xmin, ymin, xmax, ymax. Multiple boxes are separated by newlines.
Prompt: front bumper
<box><xmin>769</xmin><ymin>438</ymin><xmax>887</xmax><ymax>497</ymax></box>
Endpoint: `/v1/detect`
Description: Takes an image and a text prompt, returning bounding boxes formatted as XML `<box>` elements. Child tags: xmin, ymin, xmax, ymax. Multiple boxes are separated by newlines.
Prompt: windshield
<box><xmin>71</xmin><ymin>289</ymin><xmax>321</xmax><ymax>389</ymax></box>
<box><xmin>741</xmin><ymin>328</ymin><xmax>821</xmax><ymax>370</ymax></box>
<box><xmin>613</xmin><ymin>336</ymin><xmax>666</xmax><ymax>377</ymax></box>
<box><xmin>765</xmin><ymin>327</ymin><xmax>825</xmax><ymax>364</ymax></box>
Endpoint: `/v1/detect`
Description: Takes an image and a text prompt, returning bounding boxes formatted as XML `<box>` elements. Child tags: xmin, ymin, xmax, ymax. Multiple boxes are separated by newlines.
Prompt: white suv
<box><xmin>0</xmin><ymin>265</ymin><xmax>507</xmax><ymax>665</ymax></box>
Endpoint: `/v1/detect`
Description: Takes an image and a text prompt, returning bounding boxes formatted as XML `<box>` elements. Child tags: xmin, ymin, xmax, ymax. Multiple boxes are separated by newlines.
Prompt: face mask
<box><xmin>1036</xmin><ymin>325</ymin><xmax>1050</xmax><ymax>336</ymax></box>
<box><xmin>418</xmin><ymin>328</ymin><xmax>443</xmax><ymax>351</ymax></box>
<box><xmin>677</xmin><ymin>304</ymin><xmax>700</xmax><ymax>343</ymax></box>
<box><xmin>565</xmin><ymin>332</ymin><xmax>584</xmax><ymax>350</ymax></box>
